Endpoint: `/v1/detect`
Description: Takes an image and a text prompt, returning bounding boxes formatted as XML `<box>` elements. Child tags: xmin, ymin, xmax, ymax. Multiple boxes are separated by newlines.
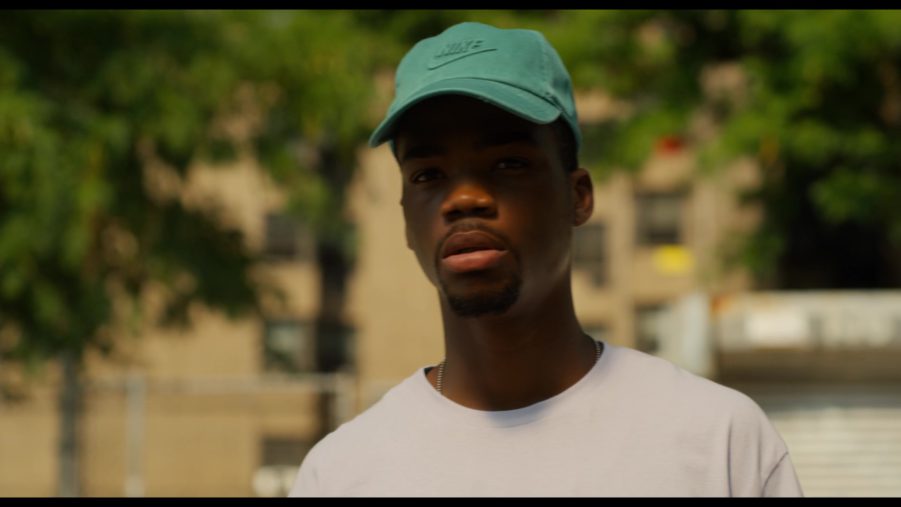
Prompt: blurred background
<box><xmin>1</xmin><ymin>9</ymin><xmax>900</xmax><ymax>497</ymax></box>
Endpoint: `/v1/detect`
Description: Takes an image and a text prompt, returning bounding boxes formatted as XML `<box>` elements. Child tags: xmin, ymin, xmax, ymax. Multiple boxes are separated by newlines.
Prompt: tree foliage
<box><xmin>0</xmin><ymin>11</ymin><xmax>395</xmax><ymax>494</ymax></box>
<box><xmin>1</xmin><ymin>11</ymin><xmax>251</xmax><ymax>373</ymax></box>
<box><xmin>532</xmin><ymin>10</ymin><xmax>901</xmax><ymax>288</ymax></box>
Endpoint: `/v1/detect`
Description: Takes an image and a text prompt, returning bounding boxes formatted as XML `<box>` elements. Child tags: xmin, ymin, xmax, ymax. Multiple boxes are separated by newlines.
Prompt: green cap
<box><xmin>368</xmin><ymin>21</ymin><xmax>581</xmax><ymax>152</ymax></box>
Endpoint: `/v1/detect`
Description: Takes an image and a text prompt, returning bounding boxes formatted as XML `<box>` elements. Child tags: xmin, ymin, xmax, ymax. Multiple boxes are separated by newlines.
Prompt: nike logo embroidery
<box><xmin>428</xmin><ymin>39</ymin><xmax>496</xmax><ymax>69</ymax></box>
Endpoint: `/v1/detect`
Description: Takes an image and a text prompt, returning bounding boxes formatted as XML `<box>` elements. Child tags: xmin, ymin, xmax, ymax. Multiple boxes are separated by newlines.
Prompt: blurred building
<box><xmin>0</xmin><ymin>110</ymin><xmax>761</xmax><ymax>496</ymax></box>
<box><xmin>706</xmin><ymin>291</ymin><xmax>901</xmax><ymax>497</ymax></box>
<box><xmin>4</xmin><ymin>91</ymin><xmax>899</xmax><ymax>497</ymax></box>
<box><xmin>0</xmin><ymin>153</ymin><xmax>336</xmax><ymax>497</ymax></box>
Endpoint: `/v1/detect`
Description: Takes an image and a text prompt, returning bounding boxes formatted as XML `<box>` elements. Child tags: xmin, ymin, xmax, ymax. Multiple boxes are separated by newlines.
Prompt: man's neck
<box><xmin>431</xmin><ymin>281</ymin><xmax>599</xmax><ymax>411</ymax></box>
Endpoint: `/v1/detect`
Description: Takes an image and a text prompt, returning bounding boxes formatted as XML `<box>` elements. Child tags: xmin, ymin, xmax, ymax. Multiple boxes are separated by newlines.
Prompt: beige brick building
<box><xmin>0</xmin><ymin>95</ymin><xmax>760</xmax><ymax>497</ymax></box>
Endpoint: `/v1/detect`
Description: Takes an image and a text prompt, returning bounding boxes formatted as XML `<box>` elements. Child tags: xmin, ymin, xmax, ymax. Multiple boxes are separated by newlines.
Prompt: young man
<box><xmin>290</xmin><ymin>21</ymin><xmax>803</xmax><ymax>497</ymax></box>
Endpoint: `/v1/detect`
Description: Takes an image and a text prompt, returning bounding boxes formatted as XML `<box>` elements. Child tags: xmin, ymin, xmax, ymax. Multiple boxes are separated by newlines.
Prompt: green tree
<box><xmin>234</xmin><ymin>10</ymin><xmax>396</xmax><ymax>444</ymax></box>
<box><xmin>0</xmin><ymin>10</ymin><xmax>269</xmax><ymax>496</ymax></box>
<box><xmin>0</xmin><ymin>10</ymin><xmax>393</xmax><ymax>495</ymax></box>
<box><xmin>532</xmin><ymin>10</ymin><xmax>901</xmax><ymax>288</ymax></box>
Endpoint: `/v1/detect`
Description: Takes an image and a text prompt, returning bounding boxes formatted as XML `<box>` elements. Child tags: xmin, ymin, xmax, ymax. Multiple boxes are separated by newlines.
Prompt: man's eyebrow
<box><xmin>399</xmin><ymin>142</ymin><xmax>445</xmax><ymax>164</ymax></box>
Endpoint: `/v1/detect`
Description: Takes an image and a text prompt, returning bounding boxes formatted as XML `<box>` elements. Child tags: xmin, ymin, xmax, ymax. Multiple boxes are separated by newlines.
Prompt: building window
<box><xmin>635</xmin><ymin>304</ymin><xmax>666</xmax><ymax>354</ymax></box>
<box><xmin>635</xmin><ymin>191</ymin><xmax>684</xmax><ymax>246</ymax></box>
<box><xmin>263</xmin><ymin>212</ymin><xmax>312</xmax><ymax>261</ymax></box>
<box><xmin>572</xmin><ymin>223</ymin><xmax>607</xmax><ymax>286</ymax></box>
<box><xmin>263</xmin><ymin>319</ymin><xmax>314</xmax><ymax>374</ymax></box>
<box><xmin>253</xmin><ymin>437</ymin><xmax>310</xmax><ymax>497</ymax></box>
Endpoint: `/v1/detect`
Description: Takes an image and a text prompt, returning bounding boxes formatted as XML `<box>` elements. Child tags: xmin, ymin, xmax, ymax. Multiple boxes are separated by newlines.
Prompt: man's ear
<box><xmin>571</xmin><ymin>168</ymin><xmax>594</xmax><ymax>226</ymax></box>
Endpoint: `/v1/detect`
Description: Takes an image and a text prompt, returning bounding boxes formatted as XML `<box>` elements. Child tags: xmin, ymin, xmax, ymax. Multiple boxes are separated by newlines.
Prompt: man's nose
<box><xmin>440</xmin><ymin>180</ymin><xmax>497</xmax><ymax>222</ymax></box>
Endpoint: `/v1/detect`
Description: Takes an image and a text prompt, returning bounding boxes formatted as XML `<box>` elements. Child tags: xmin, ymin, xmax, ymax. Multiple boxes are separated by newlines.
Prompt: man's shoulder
<box><xmin>290</xmin><ymin>370</ymin><xmax>428</xmax><ymax>496</ymax></box>
<box><xmin>604</xmin><ymin>343</ymin><xmax>764</xmax><ymax>417</ymax></box>
<box><xmin>601</xmin><ymin>344</ymin><xmax>787</xmax><ymax>466</ymax></box>
<box><xmin>303</xmin><ymin>369</ymin><xmax>424</xmax><ymax>460</ymax></box>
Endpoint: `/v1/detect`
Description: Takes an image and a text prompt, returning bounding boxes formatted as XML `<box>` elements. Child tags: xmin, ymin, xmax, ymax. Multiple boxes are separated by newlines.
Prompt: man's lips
<box><xmin>439</xmin><ymin>231</ymin><xmax>509</xmax><ymax>273</ymax></box>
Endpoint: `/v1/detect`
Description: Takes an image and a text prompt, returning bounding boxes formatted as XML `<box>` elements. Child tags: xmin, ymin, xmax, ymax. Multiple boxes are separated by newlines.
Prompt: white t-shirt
<box><xmin>290</xmin><ymin>341</ymin><xmax>803</xmax><ymax>497</ymax></box>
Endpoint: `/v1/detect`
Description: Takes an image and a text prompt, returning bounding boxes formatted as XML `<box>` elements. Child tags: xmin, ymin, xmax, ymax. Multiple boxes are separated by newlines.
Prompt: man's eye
<box><xmin>411</xmin><ymin>168</ymin><xmax>443</xmax><ymax>183</ymax></box>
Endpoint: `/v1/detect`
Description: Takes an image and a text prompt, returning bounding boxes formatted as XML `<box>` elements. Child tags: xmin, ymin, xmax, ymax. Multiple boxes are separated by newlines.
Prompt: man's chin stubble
<box><xmin>440</xmin><ymin>275</ymin><xmax>522</xmax><ymax>318</ymax></box>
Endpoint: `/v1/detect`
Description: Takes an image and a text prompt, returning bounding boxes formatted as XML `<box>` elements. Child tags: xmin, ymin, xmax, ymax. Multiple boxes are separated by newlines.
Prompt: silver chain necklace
<box><xmin>436</xmin><ymin>338</ymin><xmax>602</xmax><ymax>396</ymax></box>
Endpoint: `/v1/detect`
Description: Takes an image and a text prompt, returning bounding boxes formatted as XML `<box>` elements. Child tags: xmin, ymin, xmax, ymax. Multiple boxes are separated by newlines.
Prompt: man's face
<box><xmin>394</xmin><ymin>95</ymin><xmax>592</xmax><ymax>318</ymax></box>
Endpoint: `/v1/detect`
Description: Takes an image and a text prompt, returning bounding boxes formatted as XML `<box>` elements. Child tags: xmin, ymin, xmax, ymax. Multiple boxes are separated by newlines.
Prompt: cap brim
<box><xmin>368</xmin><ymin>78</ymin><xmax>561</xmax><ymax>148</ymax></box>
